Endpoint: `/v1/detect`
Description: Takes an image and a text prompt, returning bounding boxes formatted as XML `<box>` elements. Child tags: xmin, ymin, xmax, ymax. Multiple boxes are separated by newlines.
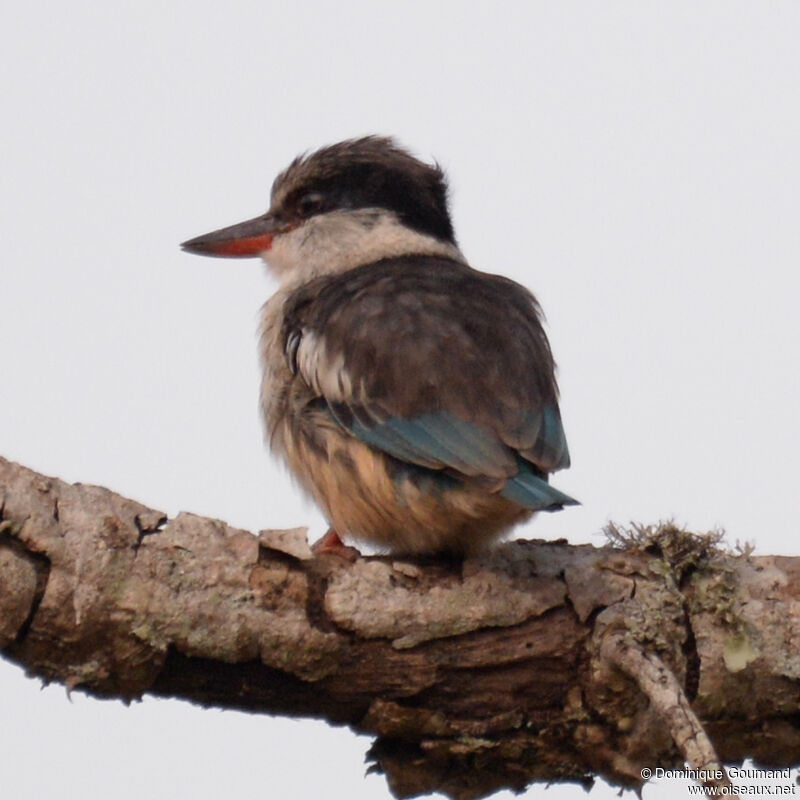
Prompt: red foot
<box><xmin>311</xmin><ymin>528</ymin><xmax>361</xmax><ymax>561</ymax></box>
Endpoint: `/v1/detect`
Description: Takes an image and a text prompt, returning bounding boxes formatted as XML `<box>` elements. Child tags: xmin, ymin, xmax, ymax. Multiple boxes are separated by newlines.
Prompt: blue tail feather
<box><xmin>500</xmin><ymin>462</ymin><xmax>578</xmax><ymax>511</ymax></box>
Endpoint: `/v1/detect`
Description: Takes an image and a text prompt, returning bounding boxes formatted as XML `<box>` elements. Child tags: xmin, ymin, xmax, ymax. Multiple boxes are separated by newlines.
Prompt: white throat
<box><xmin>262</xmin><ymin>208</ymin><xmax>464</xmax><ymax>287</ymax></box>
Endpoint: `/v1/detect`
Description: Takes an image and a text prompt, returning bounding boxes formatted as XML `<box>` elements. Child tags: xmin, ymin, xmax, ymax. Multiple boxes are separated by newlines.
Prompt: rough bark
<box><xmin>1</xmin><ymin>455</ymin><xmax>799</xmax><ymax>799</ymax></box>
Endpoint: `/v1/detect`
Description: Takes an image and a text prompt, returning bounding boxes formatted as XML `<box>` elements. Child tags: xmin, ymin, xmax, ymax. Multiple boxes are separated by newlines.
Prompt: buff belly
<box><xmin>274</xmin><ymin>406</ymin><xmax>531</xmax><ymax>555</ymax></box>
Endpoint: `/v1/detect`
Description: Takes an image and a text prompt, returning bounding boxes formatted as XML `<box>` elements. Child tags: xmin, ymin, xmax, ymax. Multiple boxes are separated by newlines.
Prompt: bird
<box><xmin>181</xmin><ymin>136</ymin><xmax>577</xmax><ymax>555</ymax></box>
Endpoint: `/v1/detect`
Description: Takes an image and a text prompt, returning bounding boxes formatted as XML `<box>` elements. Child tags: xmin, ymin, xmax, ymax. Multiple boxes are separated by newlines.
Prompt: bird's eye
<box><xmin>297</xmin><ymin>193</ymin><xmax>325</xmax><ymax>217</ymax></box>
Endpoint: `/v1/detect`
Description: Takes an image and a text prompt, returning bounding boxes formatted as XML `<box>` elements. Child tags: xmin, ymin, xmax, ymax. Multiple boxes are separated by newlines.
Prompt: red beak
<box><xmin>181</xmin><ymin>213</ymin><xmax>285</xmax><ymax>258</ymax></box>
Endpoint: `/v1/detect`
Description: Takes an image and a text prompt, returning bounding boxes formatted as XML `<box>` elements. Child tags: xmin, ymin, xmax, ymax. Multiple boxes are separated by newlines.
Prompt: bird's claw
<box><xmin>311</xmin><ymin>528</ymin><xmax>361</xmax><ymax>561</ymax></box>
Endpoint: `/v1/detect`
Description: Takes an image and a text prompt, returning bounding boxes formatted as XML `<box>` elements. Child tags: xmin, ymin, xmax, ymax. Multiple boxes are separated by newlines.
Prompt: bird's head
<box><xmin>182</xmin><ymin>136</ymin><xmax>463</xmax><ymax>282</ymax></box>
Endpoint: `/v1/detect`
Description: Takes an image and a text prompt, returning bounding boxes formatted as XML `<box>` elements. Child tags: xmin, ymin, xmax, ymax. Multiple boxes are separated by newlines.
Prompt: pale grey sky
<box><xmin>2</xmin><ymin>2</ymin><xmax>799</xmax><ymax>799</ymax></box>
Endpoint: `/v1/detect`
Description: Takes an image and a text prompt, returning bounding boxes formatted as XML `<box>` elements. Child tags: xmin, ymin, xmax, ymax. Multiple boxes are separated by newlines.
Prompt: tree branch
<box><xmin>2</xmin><ymin>456</ymin><xmax>799</xmax><ymax>799</ymax></box>
<box><xmin>599</xmin><ymin>632</ymin><xmax>737</xmax><ymax>797</ymax></box>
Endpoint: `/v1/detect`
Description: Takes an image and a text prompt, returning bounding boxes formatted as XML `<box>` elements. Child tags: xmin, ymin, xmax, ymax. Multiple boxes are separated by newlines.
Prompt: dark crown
<box><xmin>271</xmin><ymin>137</ymin><xmax>456</xmax><ymax>244</ymax></box>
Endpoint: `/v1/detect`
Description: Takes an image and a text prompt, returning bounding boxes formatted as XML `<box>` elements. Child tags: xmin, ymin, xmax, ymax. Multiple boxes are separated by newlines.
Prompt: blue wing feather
<box><xmin>520</xmin><ymin>405</ymin><xmax>571</xmax><ymax>471</ymax></box>
<box><xmin>347</xmin><ymin>413</ymin><xmax>513</xmax><ymax>477</ymax></box>
<box><xmin>334</xmin><ymin>408</ymin><xmax>578</xmax><ymax>511</ymax></box>
<box><xmin>347</xmin><ymin>416</ymin><xmax>446</xmax><ymax>469</ymax></box>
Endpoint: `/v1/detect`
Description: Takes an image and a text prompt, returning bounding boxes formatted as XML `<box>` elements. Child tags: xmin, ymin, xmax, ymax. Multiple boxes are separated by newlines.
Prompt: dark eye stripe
<box><xmin>280</xmin><ymin>163</ymin><xmax>455</xmax><ymax>244</ymax></box>
<box><xmin>298</xmin><ymin>193</ymin><xmax>325</xmax><ymax>217</ymax></box>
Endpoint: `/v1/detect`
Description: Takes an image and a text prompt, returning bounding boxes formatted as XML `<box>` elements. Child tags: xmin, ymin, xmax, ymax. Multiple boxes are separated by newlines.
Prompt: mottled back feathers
<box><xmin>281</xmin><ymin>255</ymin><xmax>572</xmax><ymax>498</ymax></box>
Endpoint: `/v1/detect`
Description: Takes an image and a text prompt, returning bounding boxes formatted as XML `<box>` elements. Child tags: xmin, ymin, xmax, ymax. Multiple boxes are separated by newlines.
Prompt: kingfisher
<box><xmin>182</xmin><ymin>137</ymin><xmax>577</xmax><ymax>555</ymax></box>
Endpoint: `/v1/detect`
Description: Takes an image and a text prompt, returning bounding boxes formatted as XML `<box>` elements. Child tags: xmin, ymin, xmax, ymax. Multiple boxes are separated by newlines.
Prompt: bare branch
<box><xmin>599</xmin><ymin>632</ymin><xmax>737</xmax><ymax>797</ymax></box>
